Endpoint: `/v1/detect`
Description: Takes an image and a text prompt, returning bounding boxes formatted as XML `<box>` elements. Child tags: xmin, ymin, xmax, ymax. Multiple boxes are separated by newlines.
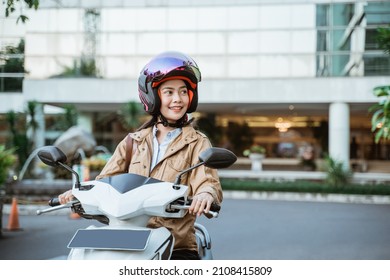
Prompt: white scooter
<box><xmin>36</xmin><ymin>146</ymin><xmax>237</xmax><ymax>260</ymax></box>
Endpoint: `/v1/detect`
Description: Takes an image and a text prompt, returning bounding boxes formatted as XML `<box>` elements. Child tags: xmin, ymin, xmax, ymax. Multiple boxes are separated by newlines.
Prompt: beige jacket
<box><xmin>96</xmin><ymin>126</ymin><xmax>223</xmax><ymax>252</ymax></box>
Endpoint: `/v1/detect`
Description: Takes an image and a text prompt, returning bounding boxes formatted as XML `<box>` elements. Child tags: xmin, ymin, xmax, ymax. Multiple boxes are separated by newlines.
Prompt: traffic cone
<box><xmin>69</xmin><ymin>211</ymin><xmax>80</xmax><ymax>219</ymax></box>
<box><xmin>6</xmin><ymin>197</ymin><xmax>21</xmax><ymax>231</ymax></box>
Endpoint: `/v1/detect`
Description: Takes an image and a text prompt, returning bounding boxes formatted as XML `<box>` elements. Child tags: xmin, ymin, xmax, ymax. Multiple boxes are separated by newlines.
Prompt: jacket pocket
<box><xmin>166</xmin><ymin>158</ymin><xmax>191</xmax><ymax>182</ymax></box>
<box><xmin>167</xmin><ymin>157</ymin><xmax>191</xmax><ymax>172</ymax></box>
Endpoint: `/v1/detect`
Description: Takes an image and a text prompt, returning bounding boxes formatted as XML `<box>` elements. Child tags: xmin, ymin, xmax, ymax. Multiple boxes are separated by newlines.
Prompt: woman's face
<box><xmin>159</xmin><ymin>79</ymin><xmax>189</xmax><ymax>123</ymax></box>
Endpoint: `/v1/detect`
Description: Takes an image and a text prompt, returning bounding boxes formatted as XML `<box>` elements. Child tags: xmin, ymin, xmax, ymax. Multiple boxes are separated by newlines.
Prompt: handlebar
<box><xmin>169</xmin><ymin>204</ymin><xmax>219</xmax><ymax>218</ymax></box>
<box><xmin>36</xmin><ymin>198</ymin><xmax>77</xmax><ymax>215</ymax></box>
<box><xmin>39</xmin><ymin>196</ymin><xmax>221</xmax><ymax>218</ymax></box>
<box><xmin>169</xmin><ymin>198</ymin><xmax>221</xmax><ymax>218</ymax></box>
<box><xmin>186</xmin><ymin>198</ymin><xmax>221</xmax><ymax>212</ymax></box>
<box><xmin>48</xmin><ymin>197</ymin><xmax>61</xmax><ymax>207</ymax></box>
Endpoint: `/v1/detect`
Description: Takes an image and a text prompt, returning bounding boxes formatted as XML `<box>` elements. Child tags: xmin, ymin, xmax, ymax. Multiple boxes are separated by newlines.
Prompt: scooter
<box><xmin>36</xmin><ymin>146</ymin><xmax>237</xmax><ymax>260</ymax></box>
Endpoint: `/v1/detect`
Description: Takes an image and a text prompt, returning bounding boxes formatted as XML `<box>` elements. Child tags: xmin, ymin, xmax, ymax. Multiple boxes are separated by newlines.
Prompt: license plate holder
<box><xmin>68</xmin><ymin>229</ymin><xmax>151</xmax><ymax>251</ymax></box>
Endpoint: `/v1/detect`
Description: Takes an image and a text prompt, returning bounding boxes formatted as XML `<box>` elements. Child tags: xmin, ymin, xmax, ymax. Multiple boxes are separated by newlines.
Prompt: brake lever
<box><xmin>169</xmin><ymin>204</ymin><xmax>219</xmax><ymax>218</ymax></box>
<box><xmin>36</xmin><ymin>199</ymin><xmax>78</xmax><ymax>215</ymax></box>
<box><xmin>36</xmin><ymin>203</ymin><xmax>71</xmax><ymax>215</ymax></box>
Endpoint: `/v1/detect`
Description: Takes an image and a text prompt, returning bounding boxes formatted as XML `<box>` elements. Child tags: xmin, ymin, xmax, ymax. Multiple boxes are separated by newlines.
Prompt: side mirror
<box><xmin>199</xmin><ymin>147</ymin><xmax>237</xmax><ymax>169</ymax></box>
<box><xmin>38</xmin><ymin>146</ymin><xmax>68</xmax><ymax>167</ymax></box>
<box><xmin>38</xmin><ymin>146</ymin><xmax>81</xmax><ymax>188</ymax></box>
<box><xmin>173</xmin><ymin>147</ymin><xmax>237</xmax><ymax>188</ymax></box>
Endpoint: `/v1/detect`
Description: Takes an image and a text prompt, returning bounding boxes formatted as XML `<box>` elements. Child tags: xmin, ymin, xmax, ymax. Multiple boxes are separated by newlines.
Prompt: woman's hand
<box><xmin>58</xmin><ymin>189</ymin><xmax>74</xmax><ymax>205</ymax></box>
<box><xmin>189</xmin><ymin>192</ymin><xmax>214</xmax><ymax>217</ymax></box>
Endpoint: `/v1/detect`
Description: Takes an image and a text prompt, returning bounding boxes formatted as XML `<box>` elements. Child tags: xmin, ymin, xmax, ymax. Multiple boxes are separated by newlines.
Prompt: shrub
<box><xmin>324</xmin><ymin>156</ymin><xmax>352</xmax><ymax>187</ymax></box>
<box><xmin>0</xmin><ymin>145</ymin><xmax>17</xmax><ymax>187</ymax></box>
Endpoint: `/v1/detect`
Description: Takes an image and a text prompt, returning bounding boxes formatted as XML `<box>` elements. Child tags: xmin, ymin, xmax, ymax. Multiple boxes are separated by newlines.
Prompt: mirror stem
<box><xmin>173</xmin><ymin>162</ymin><xmax>204</xmax><ymax>190</ymax></box>
<box><xmin>58</xmin><ymin>162</ymin><xmax>81</xmax><ymax>189</ymax></box>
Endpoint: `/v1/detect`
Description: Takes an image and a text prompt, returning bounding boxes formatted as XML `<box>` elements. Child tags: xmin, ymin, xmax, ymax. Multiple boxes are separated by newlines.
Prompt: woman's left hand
<box><xmin>189</xmin><ymin>192</ymin><xmax>214</xmax><ymax>217</ymax></box>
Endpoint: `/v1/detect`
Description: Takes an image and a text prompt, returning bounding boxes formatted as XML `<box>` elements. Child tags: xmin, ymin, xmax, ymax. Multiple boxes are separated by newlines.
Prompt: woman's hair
<box><xmin>136</xmin><ymin>115</ymin><xmax>158</xmax><ymax>131</ymax></box>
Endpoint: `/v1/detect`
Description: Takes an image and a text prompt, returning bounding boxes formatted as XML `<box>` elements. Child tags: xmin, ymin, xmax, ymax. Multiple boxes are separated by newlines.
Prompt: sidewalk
<box><xmin>218</xmin><ymin>169</ymin><xmax>390</xmax><ymax>184</ymax></box>
<box><xmin>223</xmin><ymin>190</ymin><xmax>390</xmax><ymax>204</ymax></box>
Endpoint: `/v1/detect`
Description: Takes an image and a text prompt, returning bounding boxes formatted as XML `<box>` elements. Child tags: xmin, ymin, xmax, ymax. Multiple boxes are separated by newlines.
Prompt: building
<box><xmin>1</xmin><ymin>0</ymin><xmax>389</xmax><ymax>171</ymax></box>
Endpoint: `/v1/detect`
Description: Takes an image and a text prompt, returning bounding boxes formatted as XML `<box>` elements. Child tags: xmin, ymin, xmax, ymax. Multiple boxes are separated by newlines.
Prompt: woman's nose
<box><xmin>172</xmin><ymin>92</ymin><xmax>182</xmax><ymax>102</ymax></box>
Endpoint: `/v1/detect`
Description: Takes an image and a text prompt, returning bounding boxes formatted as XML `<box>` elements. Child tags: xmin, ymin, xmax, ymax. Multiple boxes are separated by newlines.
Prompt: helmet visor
<box><xmin>139</xmin><ymin>53</ymin><xmax>201</xmax><ymax>93</ymax></box>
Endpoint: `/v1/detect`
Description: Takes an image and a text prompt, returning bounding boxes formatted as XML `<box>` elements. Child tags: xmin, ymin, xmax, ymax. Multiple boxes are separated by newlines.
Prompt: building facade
<box><xmin>1</xmin><ymin>0</ymin><xmax>389</xmax><ymax>170</ymax></box>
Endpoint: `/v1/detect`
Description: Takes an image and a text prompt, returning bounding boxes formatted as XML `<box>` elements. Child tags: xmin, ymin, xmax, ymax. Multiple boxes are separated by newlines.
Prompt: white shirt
<box><xmin>151</xmin><ymin>125</ymin><xmax>182</xmax><ymax>171</ymax></box>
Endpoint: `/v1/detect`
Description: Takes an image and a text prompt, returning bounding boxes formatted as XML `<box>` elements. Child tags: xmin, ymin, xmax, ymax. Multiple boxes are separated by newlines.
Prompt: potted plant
<box><xmin>0</xmin><ymin>145</ymin><xmax>17</xmax><ymax>237</ymax></box>
<box><xmin>243</xmin><ymin>145</ymin><xmax>266</xmax><ymax>171</ymax></box>
<box><xmin>81</xmin><ymin>154</ymin><xmax>110</xmax><ymax>180</ymax></box>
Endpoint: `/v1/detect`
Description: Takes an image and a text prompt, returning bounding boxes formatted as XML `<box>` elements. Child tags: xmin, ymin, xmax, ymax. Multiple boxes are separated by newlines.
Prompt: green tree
<box><xmin>370</xmin><ymin>86</ymin><xmax>390</xmax><ymax>143</ymax></box>
<box><xmin>53</xmin><ymin>59</ymin><xmax>100</xmax><ymax>78</ymax></box>
<box><xmin>0</xmin><ymin>145</ymin><xmax>17</xmax><ymax>187</ymax></box>
<box><xmin>0</xmin><ymin>39</ymin><xmax>26</xmax><ymax>92</ymax></box>
<box><xmin>5</xmin><ymin>110</ymin><xmax>29</xmax><ymax>169</ymax></box>
<box><xmin>62</xmin><ymin>104</ymin><xmax>78</xmax><ymax>128</ymax></box>
<box><xmin>370</xmin><ymin>25</ymin><xmax>390</xmax><ymax>143</ymax></box>
<box><xmin>118</xmin><ymin>101</ymin><xmax>145</xmax><ymax>131</ymax></box>
<box><xmin>5</xmin><ymin>100</ymin><xmax>41</xmax><ymax>171</ymax></box>
<box><xmin>195</xmin><ymin>114</ymin><xmax>223</xmax><ymax>146</ymax></box>
<box><xmin>377</xmin><ymin>25</ymin><xmax>390</xmax><ymax>55</ymax></box>
<box><xmin>4</xmin><ymin>0</ymin><xmax>39</xmax><ymax>23</ymax></box>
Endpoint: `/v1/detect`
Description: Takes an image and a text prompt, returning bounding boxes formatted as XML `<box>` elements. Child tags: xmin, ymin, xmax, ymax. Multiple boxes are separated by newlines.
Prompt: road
<box><xmin>1</xmin><ymin>198</ymin><xmax>390</xmax><ymax>260</ymax></box>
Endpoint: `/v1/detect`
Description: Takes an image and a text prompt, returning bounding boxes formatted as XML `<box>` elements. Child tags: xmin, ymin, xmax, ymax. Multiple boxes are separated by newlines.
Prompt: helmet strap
<box><xmin>157</xmin><ymin>114</ymin><xmax>192</xmax><ymax>128</ymax></box>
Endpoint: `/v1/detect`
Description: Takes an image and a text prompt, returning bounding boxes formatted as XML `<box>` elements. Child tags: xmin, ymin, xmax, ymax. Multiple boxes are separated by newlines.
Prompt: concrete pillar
<box><xmin>78</xmin><ymin>113</ymin><xmax>93</xmax><ymax>134</ymax></box>
<box><xmin>26</xmin><ymin>102</ymin><xmax>45</xmax><ymax>178</ymax></box>
<box><xmin>26</xmin><ymin>102</ymin><xmax>45</xmax><ymax>150</ymax></box>
<box><xmin>329</xmin><ymin>102</ymin><xmax>350</xmax><ymax>170</ymax></box>
<box><xmin>35</xmin><ymin>103</ymin><xmax>45</xmax><ymax>148</ymax></box>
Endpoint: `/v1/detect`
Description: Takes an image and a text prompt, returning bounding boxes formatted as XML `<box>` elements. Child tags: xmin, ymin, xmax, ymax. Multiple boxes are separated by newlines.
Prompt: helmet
<box><xmin>138</xmin><ymin>51</ymin><xmax>201</xmax><ymax>115</ymax></box>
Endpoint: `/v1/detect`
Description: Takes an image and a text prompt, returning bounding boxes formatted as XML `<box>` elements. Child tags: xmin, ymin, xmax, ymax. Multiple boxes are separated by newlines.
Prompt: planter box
<box><xmin>249</xmin><ymin>153</ymin><xmax>265</xmax><ymax>171</ymax></box>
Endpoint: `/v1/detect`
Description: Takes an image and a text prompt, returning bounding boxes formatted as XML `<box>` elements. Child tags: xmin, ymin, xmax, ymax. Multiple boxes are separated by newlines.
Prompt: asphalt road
<box><xmin>1</xmin><ymin>198</ymin><xmax>390</xmax><ymax>260</ymax></box>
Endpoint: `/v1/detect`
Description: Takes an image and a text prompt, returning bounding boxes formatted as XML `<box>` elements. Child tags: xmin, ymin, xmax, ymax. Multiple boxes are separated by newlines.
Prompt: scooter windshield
<box><xmin>98</xmin><ymin>173</ymin><xmax>163</xmax><ymax>194</ymax></box>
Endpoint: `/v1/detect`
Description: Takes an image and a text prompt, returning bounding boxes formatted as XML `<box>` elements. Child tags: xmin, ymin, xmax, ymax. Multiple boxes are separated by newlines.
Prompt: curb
<box><xmin>223</xmin><ymin>191</ymin><xmax>390</xmax><ymax>204</ymax></box>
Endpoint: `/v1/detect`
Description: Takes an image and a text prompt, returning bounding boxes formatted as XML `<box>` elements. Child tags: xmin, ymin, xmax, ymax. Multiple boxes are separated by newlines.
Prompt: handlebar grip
<box><xmin>48</xmin><ymin>197</ymin><xmax>61</xmax><ymax>207</ymax></box>
<box><xmin>210</xmin><ymin>202</ymin><xmax>221</xmax><ymax>212</ymax></box>
<box><xmin>187</xmin><ymin>198</ymin><xmax>221</xmax><ymax>212</ymax></box>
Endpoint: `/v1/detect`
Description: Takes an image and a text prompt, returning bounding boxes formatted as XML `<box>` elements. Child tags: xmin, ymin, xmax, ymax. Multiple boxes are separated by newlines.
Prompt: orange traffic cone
<box><xmin>69</xmin><ymin>211</ymin><xmax>80</xmax><ymax>219</ymax></box>
<box><xmin>6</xmin><ymin>197</ymin><xmax>21</xmax><ymax>231</ymax></box>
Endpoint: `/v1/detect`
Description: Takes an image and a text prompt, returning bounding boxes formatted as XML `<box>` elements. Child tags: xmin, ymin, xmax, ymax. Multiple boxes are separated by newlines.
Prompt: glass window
<box><xmin>332</xmin><ymin>4</ymin><xmax>354</xmax><ymax>27</ymax></box>
<box><xmin>364</xmin><ymin>54</ymin><xmax>390</xmax><ymax>76</ymax></box>
<box><xmin>331</xmin><ymin>54</ymin><xmax>350</xmax><ymax>76</ymax></box>
<box><xmin>317</xmin><ymin>30</ymin><xmax>328</xmax><ymax>51</ymax></box>
<box><xmin>365</xmin><ymin>28</ymin><xmax>381</xmax><ymax>50</ymax></box>
<box><xmin>365</xmin><ymin>2</ymin><xmax>390</xmax><ymax>25</ymax></box>
<box><xmin>316</xmin><ymin>53</ymin><xmax>331</xmax><ymax>76</ymax></box>
<box><xmin>316</xmin><ymin>4</ymin><xmax>329</xmax><ymax>27</ymax></box>
<box><xmin>332</xmin><ymin>28</ymin><xmax>350</xmax><ymax>51</ymax></box>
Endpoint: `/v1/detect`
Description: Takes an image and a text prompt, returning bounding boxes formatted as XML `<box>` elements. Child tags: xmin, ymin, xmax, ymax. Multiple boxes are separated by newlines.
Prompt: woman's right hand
<box><xmin>58</xmin><ymin>189</ymin><xmax>74</xmax><ymax>204</ymax></box>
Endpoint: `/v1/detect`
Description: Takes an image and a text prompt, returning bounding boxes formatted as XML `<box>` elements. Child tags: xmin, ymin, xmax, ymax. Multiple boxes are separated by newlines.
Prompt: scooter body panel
<box><xmin>67</xmin><ymin>225</ymin><xmax>174</xmax><ymax>260</ymax></box>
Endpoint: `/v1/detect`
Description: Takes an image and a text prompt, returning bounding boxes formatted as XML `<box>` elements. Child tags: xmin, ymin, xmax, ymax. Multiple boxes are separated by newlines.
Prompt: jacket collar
<box><xmin>130</xmin><ymin>126</ymin><xmax>198</xmax><ymax>149</ymax></box>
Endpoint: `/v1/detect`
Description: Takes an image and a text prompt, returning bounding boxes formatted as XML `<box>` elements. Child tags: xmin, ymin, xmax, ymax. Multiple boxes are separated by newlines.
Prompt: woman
<box><xmin>59</xmin><ymin>51</ymin><xmax>223</xmax><ymax>260</ymax></box>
